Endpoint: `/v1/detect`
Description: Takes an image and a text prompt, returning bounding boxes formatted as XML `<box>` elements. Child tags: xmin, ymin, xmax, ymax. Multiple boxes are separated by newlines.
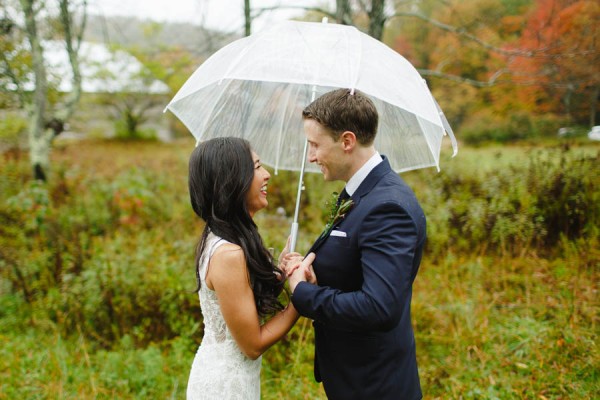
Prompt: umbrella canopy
<box><xmin>165</xmin><ymin>20</ymin><xmax>457</xmax><ymax>251</ymax></box>
<box><xmin>165</xmin><ymin>20</ymin><xmax>457</xmax><ymax>174</ymax></box>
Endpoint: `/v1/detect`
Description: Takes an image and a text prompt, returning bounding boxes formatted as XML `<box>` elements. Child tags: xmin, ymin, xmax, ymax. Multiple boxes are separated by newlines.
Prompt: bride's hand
<box><xmin>278</xmin><ymin>236</ymin><xmax>292</xmax><ymax>265</ymax></box>
<box><xmin>278</xmin><ymin>236</ymin><xmax>303</xmax><ymax>276</ymax></box>
<box><xmin>281</xmin><ymin>253</ymin><xmax>304</xmax><ymax>276</ymax></box>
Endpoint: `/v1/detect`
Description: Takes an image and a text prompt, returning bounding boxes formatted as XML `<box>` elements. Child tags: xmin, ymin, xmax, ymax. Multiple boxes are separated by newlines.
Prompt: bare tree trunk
<box><xmin>368</xmin><ymin>0</ymin><xmax>386</xmax><ymax>41</ymax></box>
<box><xmin>563</xmin><ymin>84</ymin><xmax>573</xmax><ymax>123</ymax></box>
<box><xmin>57</xmin><ymin>0</ymin><xmax>86</xmax><ymax>121</ymax></box>
<box><xmin>590</xmin><ymin>85</ymin><xmax>599</xmax><ymax>128</ymax></box>
<box><xmin>244</xmin><ymin>0</ymin><xmax>251</xmax><ymax>36</ymax></box>
<box><xmin>19</xmin><ymin>0</ymin><xmax>86</xmax><ymax>181</ymax></box>
<box><xmin>336</xmin><ymin>0</ymin><xmax>352</xmax><ymax>25</ymax></box>
<box><xmin>21</xmin><ymin>0</ymin><xmax>51</xmax><ymax>181</ymax></box>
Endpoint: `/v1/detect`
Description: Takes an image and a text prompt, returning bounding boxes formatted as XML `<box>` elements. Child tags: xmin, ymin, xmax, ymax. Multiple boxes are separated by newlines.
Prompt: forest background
<box><xmin>0</xmin><ymin>0</ymin><xmax>598</xmax><ymax>398</ymax></box>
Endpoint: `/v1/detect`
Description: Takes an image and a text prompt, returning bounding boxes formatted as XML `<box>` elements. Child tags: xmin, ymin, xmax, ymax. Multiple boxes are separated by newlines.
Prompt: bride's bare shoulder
<box><xmin>212</xmin><ymin>243</ymin><xmax>244</xmax><ymax>262</ymax></box>
<box><xmin>207</xmin><ymin>243</ymin><xmax>248</xmax><ymax>283</ymax></box>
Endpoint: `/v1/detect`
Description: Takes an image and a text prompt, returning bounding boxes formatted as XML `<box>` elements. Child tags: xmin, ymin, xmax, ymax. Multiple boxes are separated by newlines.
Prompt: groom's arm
<box><xmin>291</xmin><ymin>201</ymin><xmax>422</xmax><ymax>332</ymax></box>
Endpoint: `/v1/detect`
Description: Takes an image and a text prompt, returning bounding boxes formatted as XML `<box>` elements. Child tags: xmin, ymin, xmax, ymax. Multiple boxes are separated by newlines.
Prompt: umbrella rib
<box><xmin>418</xmin><ymin>116</ymin><xmax>442</xmax><ymax>172</ymax></box>
<box><xmin>448</xmin><ymin>128</ymin><xmax>458</xmax><ymax>158</ymax></box>
<box><xmin>349</xmin><ymin>26</ymin><xmax>362</xmax><ymax>94</ymax></box>
<box><xmin>433</xmin><ymin>97</ymin><xmax>458</xmax><ymax>157</ymax></box>
<box><xmin>274</xmin><ymin>85</ymin><xmax>296</xmax><ymax>174</ymax></box>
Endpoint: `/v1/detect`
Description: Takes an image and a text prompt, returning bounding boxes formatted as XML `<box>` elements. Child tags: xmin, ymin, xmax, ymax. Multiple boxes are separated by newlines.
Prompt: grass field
<box><xmin>0</xmin><ymin>138</ymin><xmax>598</xmax><ymax>399</ymax></box>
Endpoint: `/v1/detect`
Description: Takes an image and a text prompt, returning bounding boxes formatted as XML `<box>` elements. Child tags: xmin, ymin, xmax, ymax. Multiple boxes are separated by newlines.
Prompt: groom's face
<box><xmin>304</xmin><ymin>119</ymin><xmax>350</xmax><ymax>182</ymax></box>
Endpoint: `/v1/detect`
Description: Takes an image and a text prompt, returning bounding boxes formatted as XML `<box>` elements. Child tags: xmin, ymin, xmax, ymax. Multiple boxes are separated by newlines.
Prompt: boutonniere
<box><xmin>321</xmin><ymin>191</ymin><xmax>354</xmax><ymax>236</ymax></box>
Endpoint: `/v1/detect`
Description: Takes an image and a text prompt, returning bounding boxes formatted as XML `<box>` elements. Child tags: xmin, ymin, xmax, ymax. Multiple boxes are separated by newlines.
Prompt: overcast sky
<box><xmin>90</xmin><ymin>0</ymin><xmax>334</xmax><ymax>33</ymax></box>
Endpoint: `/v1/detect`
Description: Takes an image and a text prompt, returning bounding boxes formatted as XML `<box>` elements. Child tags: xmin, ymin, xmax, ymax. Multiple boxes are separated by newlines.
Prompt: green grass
<box><xmin>1</xmin><ymin>138</ymin><xmax>598</xmax><ymax>399</ymax></box>
<box><xmin>414</xmin><ymin>255</ymin><xmax>598</xmax><ymax>399</ymax></box>
<box><xmin>0</xmin><ymin>322</ymin><xmax>191</xmax><ymax>399</ymax></box>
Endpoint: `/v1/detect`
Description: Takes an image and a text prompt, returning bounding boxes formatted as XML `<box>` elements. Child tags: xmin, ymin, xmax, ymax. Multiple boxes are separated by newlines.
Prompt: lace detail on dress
<box><xmin>187</xmin><ymin>233</ymin><xmax>261</xmax><ymax>400</ymax></box>
<box><xmin>198</xmin><ymin>243</ymin><xmax>227</xmax><ymax>345</ymax></box>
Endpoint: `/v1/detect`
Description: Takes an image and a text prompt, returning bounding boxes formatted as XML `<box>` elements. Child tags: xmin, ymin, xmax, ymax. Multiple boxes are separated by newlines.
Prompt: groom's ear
<box><xmin>340</xmin><ymin>131</ymin><xmax>356</xmax><ymax>152</ymax></box>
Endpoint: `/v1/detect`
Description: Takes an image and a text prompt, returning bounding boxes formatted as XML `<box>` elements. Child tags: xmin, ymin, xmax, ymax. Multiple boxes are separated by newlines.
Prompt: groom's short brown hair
<box><xmin>302</xmin><ymin>88</ymin><xmax>378</xmax><ymax>145</ymax></box>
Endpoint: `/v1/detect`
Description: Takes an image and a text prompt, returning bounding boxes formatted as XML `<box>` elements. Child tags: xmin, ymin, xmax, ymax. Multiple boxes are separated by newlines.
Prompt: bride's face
<box><xmin>246</xmin><ymin>151</ymin><xmax>270</xmax><ymax>217</ymax></box>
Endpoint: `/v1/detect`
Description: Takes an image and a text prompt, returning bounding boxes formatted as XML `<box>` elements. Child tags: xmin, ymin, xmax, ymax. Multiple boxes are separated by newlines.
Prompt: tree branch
<box><xmin>388</xmin><ymin>11</ymin><xmax>596</xmax><ymax>60</ymax></box>
<box><xmin>420</xmin><ymin>68</ymin><xmax>588</xmax><ymax>89</ymax></box>
<box><xmin>56</xmin><ymin>0</ymin><xmax>86</xmax><ymax>122</ymax></box>
<box><xmin>0</xmin><ymin>52</ymin><xmax>26</xmax><ymax>107</ymax></box>
<box><xmin>419</xmin><ymin>69</ymin><xmax>503</xmax><ymax>87</ymax></box>
<box><xmin>387</xmin><ymin>11</ymin><xmax>539</xmax><ymax>57</ymax></box>
<box><xmin>20</xmin><ymin>0</ymin><xmax>47</xmax><ymax>132</ymax></box>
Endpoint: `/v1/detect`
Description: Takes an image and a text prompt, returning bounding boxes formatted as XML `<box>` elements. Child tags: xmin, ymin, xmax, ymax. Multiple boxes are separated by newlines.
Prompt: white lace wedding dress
<box><xmin>186</xmin><ymin>233</ymin><xmax>261</xmax><ymax>400</ymax></box>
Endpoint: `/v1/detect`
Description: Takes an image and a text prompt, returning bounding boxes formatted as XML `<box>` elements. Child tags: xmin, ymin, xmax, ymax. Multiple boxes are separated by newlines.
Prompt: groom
<box><xmin>289</xmin><ymin>89</ymin><xmax>425</xmax><ymax>399</ymax></box>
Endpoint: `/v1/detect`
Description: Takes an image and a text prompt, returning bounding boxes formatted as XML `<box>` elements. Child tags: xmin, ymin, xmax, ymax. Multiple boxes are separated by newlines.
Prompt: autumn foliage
<box><xmin>509</xmin><ymin>0</ymin><xmax>600</xmax><ymax>122</ymax></box>
<box><xmin>389</xmin><ymin>0</ymin><xmax>599</xmax><ymax>139</ymax></box>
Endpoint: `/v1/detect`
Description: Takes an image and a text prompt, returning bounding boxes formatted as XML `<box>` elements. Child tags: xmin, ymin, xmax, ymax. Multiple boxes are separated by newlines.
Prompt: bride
<box><xmin>186</xmin><ymin>137</ymin><xmax>314</xmax><ymax>400</ymax></box>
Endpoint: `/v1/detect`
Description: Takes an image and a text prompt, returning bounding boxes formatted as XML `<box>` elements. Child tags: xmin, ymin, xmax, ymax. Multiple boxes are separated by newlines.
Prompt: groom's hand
<box><xmin>288</xmin><ymin>252</ymin><xmax>316</xmax><ymax>293</ymax></box>
<box><xmin>280</xmin><ymin>253</ymin><xmax>304</xmax><ymax>276</ymax></box>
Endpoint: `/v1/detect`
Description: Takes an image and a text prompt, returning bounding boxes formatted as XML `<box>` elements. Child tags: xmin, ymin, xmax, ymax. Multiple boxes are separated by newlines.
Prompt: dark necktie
<box><xmin>337</xmin><ymin>188</ymin><xmax>350</xmax><ymax>206</ymax></box>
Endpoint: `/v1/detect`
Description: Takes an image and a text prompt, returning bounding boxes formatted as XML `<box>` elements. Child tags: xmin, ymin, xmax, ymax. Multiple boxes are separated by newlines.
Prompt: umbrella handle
<box><xmin>289</xmin><ymin>86</ymin><xmax>317</xmax><ymax>253</ymax></box>
<box><xmin>290</xmin><ymin>138</ymin><xmax>308</xmax><ymax>253</ymax></box>
<box><xmin>290</xmin><ymin>222</ymin><xmax>299</xmax><ymax>253</ymax></box>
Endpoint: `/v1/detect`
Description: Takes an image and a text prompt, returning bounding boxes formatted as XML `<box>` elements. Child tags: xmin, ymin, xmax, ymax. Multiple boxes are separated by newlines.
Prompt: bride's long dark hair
<box><xmin>188</xmin><ymin>137</ymin><xmax>285</xmax><ymax>317</ymax></box>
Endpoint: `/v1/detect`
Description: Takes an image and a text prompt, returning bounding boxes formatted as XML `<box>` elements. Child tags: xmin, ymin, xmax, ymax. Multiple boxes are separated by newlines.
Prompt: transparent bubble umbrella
<box><xmin>165</xmin><ymin>20</ymin><xmax>457</xmax><ymax>251</ymax></box>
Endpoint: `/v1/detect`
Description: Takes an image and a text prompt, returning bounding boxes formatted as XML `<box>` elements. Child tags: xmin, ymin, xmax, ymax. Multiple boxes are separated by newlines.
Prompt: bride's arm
<box><xmin>206</xmin><ymin>244</ymin><xmax>299</xmax><ymax>360</ymax></box>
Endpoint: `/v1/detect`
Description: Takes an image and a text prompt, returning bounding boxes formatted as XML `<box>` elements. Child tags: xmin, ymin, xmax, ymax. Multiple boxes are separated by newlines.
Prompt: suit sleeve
<box><xmin>292</xmin><ymin>201</ymin><xmax>421</xmax><ymax>331</ymax></box>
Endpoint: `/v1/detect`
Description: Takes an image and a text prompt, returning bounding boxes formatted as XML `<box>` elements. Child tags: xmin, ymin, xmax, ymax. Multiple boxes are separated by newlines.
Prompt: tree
<box><xmin>88</xmin><ymin>39</ymin><xmax>170</xmax><ymax>140</ymax></box>
<box><xmin>246</xmin><ymin>0</ymin><xmax>386</xmax><ymax>39</ymax></box>
<box><xmin>247</xmin><ymin>0</ymin><xmax>535</xmax><ymax>84</ymax></box>
<box><xmin>511</xmin><ymin>0</ymin><xmax>600</xmax><ymax>126</ymax></box>
<box><xmin>385</xmin><ymin>0</ymin><xmax>536</xmax><ymax>132</ymax></box>
<box><xmin>1</xmin><ymin>0</ymin><xmax>87</xmax><ymax>180</ymax></box>
<box><xmin>125</xmin><ymin>22</ymin><xmax>202</xmax><ymax>138</ymax></box>
<box><xmin>240</xmin><ymin>0</ymin><xmax>594</xmax><ymax>135</ymax></box>
<box><xmin>244</xmin><ymin>0</ymin><xmax>251</xmax><ymax>36</ymax></box>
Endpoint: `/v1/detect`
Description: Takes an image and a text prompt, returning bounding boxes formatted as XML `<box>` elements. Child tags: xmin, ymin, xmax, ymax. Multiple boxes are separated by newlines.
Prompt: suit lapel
<box><xmin>352</xmin><ymin>156</ymin><xmax>392</xmax><ymax>200</ymax></box>
<box><xmin>308</xmin><ymin>228</ymin><xmax>331</xmax><ymax>254</ymax></box>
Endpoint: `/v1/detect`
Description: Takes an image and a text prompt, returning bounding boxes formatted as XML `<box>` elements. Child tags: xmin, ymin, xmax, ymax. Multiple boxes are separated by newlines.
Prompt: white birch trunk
<box><xmin>19</xmin><ymin>0</ymin><xmax>86</xmax><ymax>180</ymax></box>
<box><xmin>21</xmin><ymin>0</ymin><xmax>49</xmax><ymax>179</ymax></box>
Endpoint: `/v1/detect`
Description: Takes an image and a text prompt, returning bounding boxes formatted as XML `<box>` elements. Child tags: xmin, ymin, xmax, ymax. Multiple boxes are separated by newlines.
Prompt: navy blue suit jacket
<box><xmin>292</xmin><ymin>157</ymin><xmax>425</xmax><ymax>400</ymax></box>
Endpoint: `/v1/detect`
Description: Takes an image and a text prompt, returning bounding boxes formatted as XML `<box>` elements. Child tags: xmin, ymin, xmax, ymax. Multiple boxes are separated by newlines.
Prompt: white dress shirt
<box><xmin>345</xmin><ymin>152</ymin><xmax>383</xmax><ymax>196</ymax></box>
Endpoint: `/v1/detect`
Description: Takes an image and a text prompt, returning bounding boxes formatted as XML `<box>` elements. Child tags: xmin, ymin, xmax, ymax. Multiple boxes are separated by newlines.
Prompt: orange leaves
<box><xmin>508</xmin><ymin>0</ymin><xmax>600</xmax><ymax>120</ymax></box>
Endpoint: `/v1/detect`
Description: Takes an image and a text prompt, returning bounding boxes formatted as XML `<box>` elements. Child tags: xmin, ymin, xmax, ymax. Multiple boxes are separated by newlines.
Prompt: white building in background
<box><xmin>1</xmin><ymin>41</ymin><xmax>172</xmax><ymax>148</ymax></box>
<box><xmin>16</xmin><ymin>41</ymin><xmax>173</xmax><ymax>141</ymax></box>
<box><xmin>36</xmin><ymin>40</ymin><xmax>170</xmax><ymax>94</ymax></box>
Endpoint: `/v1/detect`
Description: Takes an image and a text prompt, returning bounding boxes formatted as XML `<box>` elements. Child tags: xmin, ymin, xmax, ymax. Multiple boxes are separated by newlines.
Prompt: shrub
<box><xmin>114</xmin><ymin>120</ymin><xmax>158</xmax><ymax>141</ymax></box>
<box><xmin>54</xmin><ymin>231</ymin><xmax>200</xmax><ymax>345</ymax></box>
<box><xmin>460</xmin><ymin>110</ymin><xmax>529</xmax><ymax>144</ymax></box>
<box><xmin>0</xmin><ymin>112</ymin><xmax>28</xmax><ymax>144</ymax></box>
<box><xmin>417</xmin><ymin>146</ymin><xmax>600</xmax><ymax>257</ymax></box>
<box><xmin>0</xmin><ymin>164</ymin><xmax>188</xmax><ymax>343</ymax></box>
<box><xmin>1</xmin><ymin>140</ymin><xmax>597</xmax><ymax>398</ymax></box>
<box><xmin>460</xmin><ymin>111</ymin><xmax>569</xmax><ymax>144</ymax></box>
